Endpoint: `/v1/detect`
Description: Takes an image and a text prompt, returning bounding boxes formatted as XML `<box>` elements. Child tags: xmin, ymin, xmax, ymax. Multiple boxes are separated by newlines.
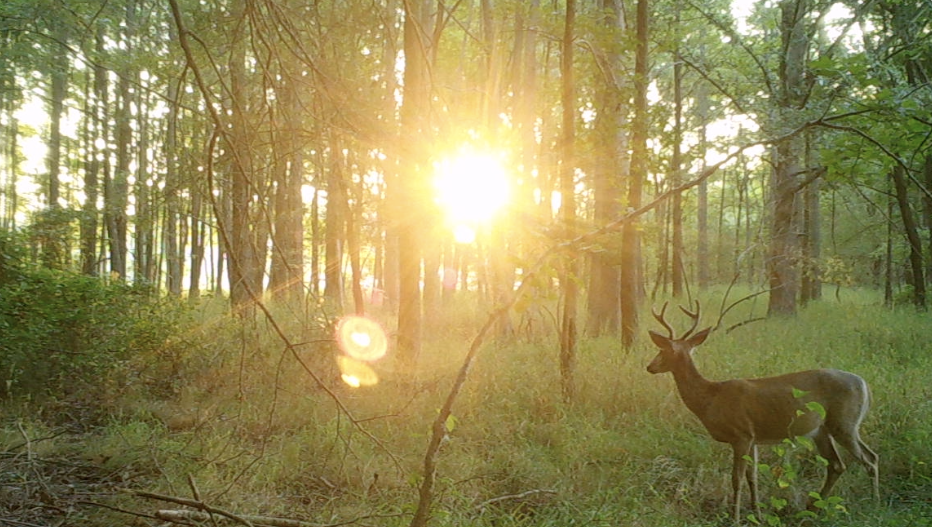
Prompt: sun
<box><xmin>434</xmin><ymin>150</ymin><xmax>510</xmax><ymax>242</ymax></box>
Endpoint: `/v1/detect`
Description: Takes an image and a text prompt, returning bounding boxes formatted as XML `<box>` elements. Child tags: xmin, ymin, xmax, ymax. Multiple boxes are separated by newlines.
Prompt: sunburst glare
<box><xmin>434</xmin><ymin>150</ymin><xmax>510</xmax><ymax>240</ymax></box>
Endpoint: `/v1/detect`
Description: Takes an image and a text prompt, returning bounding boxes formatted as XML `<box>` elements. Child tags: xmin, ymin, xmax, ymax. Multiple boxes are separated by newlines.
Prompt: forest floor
<box><xmin>3</xmin><ymin>292</ymin><xmax>932</xmax><ymax>526</ymax></box>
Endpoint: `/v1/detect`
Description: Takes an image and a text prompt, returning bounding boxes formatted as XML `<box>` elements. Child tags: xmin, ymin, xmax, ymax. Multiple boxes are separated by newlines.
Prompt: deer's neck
<box><xmin>672</xmin><ymin>358</ymin><xmax>716</xmax><ymax>418</ymax></box>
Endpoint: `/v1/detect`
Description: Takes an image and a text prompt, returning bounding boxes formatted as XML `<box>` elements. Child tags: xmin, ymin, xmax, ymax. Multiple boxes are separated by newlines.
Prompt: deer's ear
<box><xmin>687</xmin><ymin>327</ymin><xmax>712</xmax><ymax>348</ymax></box>
<box><xmin>649</xmin><ymin>330</ymin><xmax>671</xmax><ymax>349</ymax></box>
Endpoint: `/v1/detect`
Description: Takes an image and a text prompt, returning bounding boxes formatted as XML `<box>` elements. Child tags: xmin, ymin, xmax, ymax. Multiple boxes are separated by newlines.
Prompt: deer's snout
<box><xmin>647</xmin><ymin>355</ymin><xmax>666</xmax><ymax>374</ymax></box>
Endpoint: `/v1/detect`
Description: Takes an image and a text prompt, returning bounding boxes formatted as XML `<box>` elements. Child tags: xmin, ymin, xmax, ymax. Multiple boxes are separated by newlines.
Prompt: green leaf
<box><xmin>805</xmin><ymin>401</ymin><xmax>827</xmax><ymax>420</ymax></box>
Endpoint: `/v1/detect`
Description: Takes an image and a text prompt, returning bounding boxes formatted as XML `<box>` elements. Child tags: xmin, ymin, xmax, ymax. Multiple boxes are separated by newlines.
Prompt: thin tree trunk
<box><xmin>81</xmin><ymin>27</ymin><xmax>106</xmax><ymax>276</ymax></box>
<box><xmin>696</xmin><ymin>80</ymin><xmax>710</xmax><ymax>288</ymax></box>
<box><xmin>891</xmin><ymin>165</ymin><xmax>926</xmax><ymax>308</ymax></box>
<box><xmin>670</xmin><ymin>8</ymin><xmax>684</xmax><ymax>298</ymax></box>
<box><xmin>47</xmin><ymin>43</ymin><xmax>66</xmax><ymax>211</ymax></box>
<box><xmin>165</xmin><ymin>76</ymin><xmax>183</xmax><ymax>295</ymax></box>
<box><xmin>310</xmin><ymin>185</ymin><xmax>321</xmax><ymax>298</ymax></box>
<box><xmin>325</xmin><ymin>141</ymin><xmax>345</xmax><ymax>311</ymax></box>
<box><xmin>924</xmin><ymin>156</ymin><xmax>932</xmax><ymax>288</ymax></box>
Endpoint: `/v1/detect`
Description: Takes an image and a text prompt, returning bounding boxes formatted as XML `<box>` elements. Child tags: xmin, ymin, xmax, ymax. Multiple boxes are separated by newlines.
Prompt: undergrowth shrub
<box><xmin>0</xmin><ymin>229</ymin><xmax>190</xmax><ymax>415</ymax></box>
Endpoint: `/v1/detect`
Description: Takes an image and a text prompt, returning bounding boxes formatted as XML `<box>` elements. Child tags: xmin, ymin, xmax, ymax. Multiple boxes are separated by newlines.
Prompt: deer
<box><xmin>646</xmin><ymin>301</ymin><xmax>879</xmax><ymax>523</ymax></box>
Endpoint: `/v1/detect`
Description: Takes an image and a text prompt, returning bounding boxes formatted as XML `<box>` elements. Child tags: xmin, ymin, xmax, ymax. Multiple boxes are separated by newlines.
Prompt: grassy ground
<box><xmin>2</xmin><ymin>290</ymin><xmax>931</xmax><ymax>526</ymax></box>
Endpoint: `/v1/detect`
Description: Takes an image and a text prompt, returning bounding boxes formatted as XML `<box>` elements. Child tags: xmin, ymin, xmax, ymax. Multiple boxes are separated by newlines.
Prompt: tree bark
<box><xmin>621</xmin><ymin>0</ymin><xmax>649</xmax><ymax>348</ymax></box>
<box><xmin>325</xmin><ymin>139</ymin><xmax>345</xmax><ymax>311</ymax></box>
<box><xmin>396</xmin><ymin>0</ymin><xmax>430</xmax><ymax>374</ymax></box>
<box><xmin>767</xmin><ymin>0</ymin><xmax>809</xmax><ymax>316</ymax></box>
<box><xmin>696</xmin><ymin>80</ymin><xmax>710</xmax><ymax>288</ymax></box>
<box><xmin>891</xmin><ymin>165</ymin><xmax>926</xmax><ymax>308</ymax></box>
<box><xmin>586</xmin><ymin>0</ymin><xmax>624</xmax><ymax>336</ymax></box>
<box><xmin>558</xmin><ymin>0</ymin><xmax>578</xmax><ymax>403</ymax></box>
<box><xmin>81</xmin><ymin>26</ymin><xmax>107</xmax><ymax>276</ymax></box>
<box><xmin>226</xmin><ymin>0</ymin><xmax>261</xmax><ymax>312</ymax></box>
<box><xmin>671</xmin><ymin>44</ymin><xmax>684</xmax><ymax>298</ymax></box>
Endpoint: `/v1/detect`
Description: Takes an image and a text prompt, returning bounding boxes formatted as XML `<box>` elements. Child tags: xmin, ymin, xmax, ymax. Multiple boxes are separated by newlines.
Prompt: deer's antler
<box><xmin>679</xmin><ymin>300</ymin><xmax>701</xmax><ymax>339</ymax></box>
<box><xmin>651</xmin><ymin>302</ymin><xmax>674</xmax><ymax>339</ymax></box>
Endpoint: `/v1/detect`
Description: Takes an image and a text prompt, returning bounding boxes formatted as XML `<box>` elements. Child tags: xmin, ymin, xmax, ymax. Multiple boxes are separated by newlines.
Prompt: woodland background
<box><xmin>0</xmin><ymin>0</ymin><xmax>931</xmax><ymax>526</ymax></box>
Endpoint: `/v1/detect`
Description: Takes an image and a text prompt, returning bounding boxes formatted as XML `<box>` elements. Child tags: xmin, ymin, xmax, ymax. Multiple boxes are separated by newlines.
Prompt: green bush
<box><xmin>0</xmin><ymin>231</ymin><xmax>187</xmax><ymax>411</ymax></box>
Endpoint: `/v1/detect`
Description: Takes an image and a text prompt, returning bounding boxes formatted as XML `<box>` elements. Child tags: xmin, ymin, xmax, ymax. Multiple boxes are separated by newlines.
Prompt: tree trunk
<box><xmin>189</xmin><ymin>184</ymin><xmax>205</xmax><ymax>300</ymax></box>
<box><xmin>671</xmin><ymin>46</ymin><xmax>684</xmax><ymax>298</ymax></box>
<box><xmin>325</xmin><ymin>143</ymin><xmax>345</xmax><ymax>311</ymax></box>
<box><xmin>227</xmin><ymin>0</ymin><xmax>260</xmax><ymax>312</ymax></box>
<box><xmin>558</xmin><ymin>0</ymin><xmax>578</xmax><ymax>403</ymax></box>
<box><xmin>135</xmin><ymin>89</ymin><xmax>154</xmax><ymax>285</ymax></box>
<box><xmin>310</xmin><ymin>185</ymin><xmax>321</xmax><ymax>298</ymax></box>
<box><xmin>81</xmin><ymin>26</ymin><xmax>106</xmax><ymax>276</ymax></box>
<box><xmin>164</xmin><ymin>75</ymin><xmax>183</xmax><ymax>296</ymax></box>
<box><xmin>767</xmin><ymin>0</ymin><xmax>809</xmax><ymax>316</ymax></box>
<box><xmin>696</xmin><ymin>81</ymin><xmax>710</xmax><ymax>288</ymax></box>
<box><xmin>269</xmin><ymin>84</ymin><xmax>305</xmax><ymax>304</ymax></box>
<box><xmin>620</xmin><ymin>0</ymin><xmax>649</xmax><ymax>348</ymax></box>
<box><xmin>801</xmin><ymin>172</ymin><xmax>822</xmax><ymax>303</ymax></box>
<box><xmin>586</xmin><ymin>0</ymin><xmax>624</xmax><ymax>336</ymax></box>
<box><xmin>924</xmin><ymin>154</ymin><xmax>932</xmax><ymax>290</ymax></box>
<box><xmin>396</xmin><ymin>0</ymin><xmax>429</xmax><ymax>373</ymax></box>
<box><xmin>46</xmin><ymin>43</ymin><xmax>66</xmax><ymax>210</ymax></box>
<box><xmin>891</xmin><ymin>165</ymin><xmax>926</xmax><ymax>308</ymax></box>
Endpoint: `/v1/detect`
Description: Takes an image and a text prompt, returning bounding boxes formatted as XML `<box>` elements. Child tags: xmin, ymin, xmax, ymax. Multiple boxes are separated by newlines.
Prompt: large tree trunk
<box><xmin>226</xmin><ymin>0</ymin><xmax>261</xmax><ymax>312</ymax></box>
<box><xmin>396</xmin><ymin>0</ymin><xmax>430</xmax><ymax>371</ymax></box>
<box><xmin>586</xmin><ymin>0</ymin><xmax>624</xmax><ymax>336</ymax></box>
<box><xmin>620</xmin><ymin>0</ymin><xmax>649</xmax><ymax>348</ymax></box>
<box><xmin>767</xmin><ymin>0</ymin><xmax>809</xmax><ymax>316</ymax></box>
<box><xmin>558</xmin><ymin>0</ymin><xmax>578</xmax><ymax>402</ymax></box>
<box><xmin>269</xmin><ymin>83</ymin><xmax>305</xmax><ymax>304</ymax></box>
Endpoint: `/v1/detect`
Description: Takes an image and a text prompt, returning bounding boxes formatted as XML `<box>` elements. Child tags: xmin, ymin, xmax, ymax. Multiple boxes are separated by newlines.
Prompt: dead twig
<box><xmin>122</xmin><ymin>488</ymin><xmax>256</xmax><ymax>527</ymax></box>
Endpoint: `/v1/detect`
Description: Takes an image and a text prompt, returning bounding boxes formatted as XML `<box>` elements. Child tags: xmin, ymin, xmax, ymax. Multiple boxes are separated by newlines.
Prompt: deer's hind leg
<box><xmin>832</xmin><ymin>428</ymin><xmax>880</xmax><ymax>500</ymax></box>
<box><xmin>812</xmin><ymin>429</ymin><xmax>846</xmax><ymax>498</ymax></box>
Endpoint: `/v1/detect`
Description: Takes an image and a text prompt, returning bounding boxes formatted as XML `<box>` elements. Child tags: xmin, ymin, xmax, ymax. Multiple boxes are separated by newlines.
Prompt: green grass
<box><xmin>3</xmin><ymin>291</ymin><xmax>932</xmax><ymax>526</ymax></box>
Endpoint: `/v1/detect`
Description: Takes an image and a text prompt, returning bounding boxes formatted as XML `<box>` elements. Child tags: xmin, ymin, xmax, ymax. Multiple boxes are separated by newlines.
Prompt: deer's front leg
<box><xmin>745</xmin><ymin>443</ymin><xmax>761</xmax><ymax>521</ymax></box>
<box><xmin>731</xmin><ymin>441</ymin><xmax>752</xmax><ymax>523</ymax></box>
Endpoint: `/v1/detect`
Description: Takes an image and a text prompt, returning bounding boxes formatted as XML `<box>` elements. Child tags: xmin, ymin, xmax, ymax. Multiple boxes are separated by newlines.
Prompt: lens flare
<box><xmin>337</xmin><ymin>356</ymin><xmax>379</xmax><ymax>387</ymax></box>
<box><xmin>452</xmin><ymin>224</ymin><xmax>476</xmax><ymax>244</ymax></box>
<box><xmin>434</xmin><ymin>151</ymin><xmax>510</xmax><ymax>225</ymax></box>
<box><xmin>336</xmin><ymin>315</ymin><xmax>388</xmax><ymax>362</ymax></box>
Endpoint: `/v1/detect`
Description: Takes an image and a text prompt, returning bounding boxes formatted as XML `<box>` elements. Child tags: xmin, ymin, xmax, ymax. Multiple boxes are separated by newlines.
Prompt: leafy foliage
<box><xmin>0</xmin><ymin>229</ymin><xmax>187</xmax><ymax>411</ymax></box>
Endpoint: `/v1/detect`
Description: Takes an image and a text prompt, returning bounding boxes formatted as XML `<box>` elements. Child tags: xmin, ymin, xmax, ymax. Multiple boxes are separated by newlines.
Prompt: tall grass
<box><xmin>5</xmin><ymin>291</ymin><xmax>931</xmax><ymax>526</ymax></box>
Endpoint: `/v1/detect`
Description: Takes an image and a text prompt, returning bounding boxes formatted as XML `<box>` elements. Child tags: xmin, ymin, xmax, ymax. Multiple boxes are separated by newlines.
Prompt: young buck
<box><xmin>647</xmin><ymin>302</ymin><xmax>879</xmax><ymax>522</ymax></box>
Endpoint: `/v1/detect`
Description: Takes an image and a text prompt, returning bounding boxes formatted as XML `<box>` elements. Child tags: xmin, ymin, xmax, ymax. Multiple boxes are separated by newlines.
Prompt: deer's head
<box><xmin>647</xmin><ymin>301</ymin><xmax>712</xmax><ymax>374</ymax></box>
